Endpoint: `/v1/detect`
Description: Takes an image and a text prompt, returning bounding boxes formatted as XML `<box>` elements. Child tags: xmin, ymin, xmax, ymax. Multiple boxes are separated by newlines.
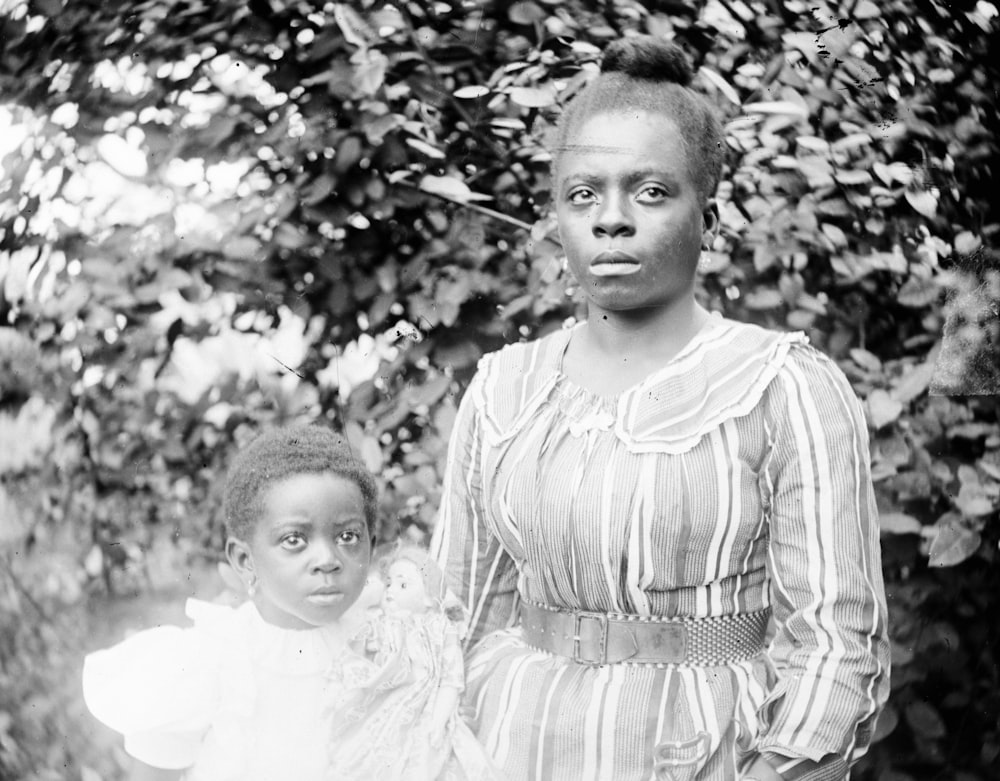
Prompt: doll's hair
<box><xmin>552</xmin><ymin>36</ymin><xmax>725</xmax><ymax>202</ymax></box>
<box><xmin>223</xmin><ymin>424</ymin><xmax>378</xmax><ymax>541</ymax></box>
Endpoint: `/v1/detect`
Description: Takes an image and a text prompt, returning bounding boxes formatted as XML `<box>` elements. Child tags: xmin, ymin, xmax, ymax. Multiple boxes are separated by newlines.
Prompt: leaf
<box><xmin>905</xmin><ymin>189</ymin><xmax>938</xmax><ymax>217</ymax></box>
<box><xmin>928</xmin><ymin>521</ymin><xmax>981</xmax><ymax>567</ymax></box>
<box><xmin>853</xmin><ymin>0</ymin><xmax>882</xmax><ymax>18</ymax></box>
<box><xmin>742</xmin><ymin>100</ymin><xmax>809</xmax><ymax>120</ymax></box>
<box><xmin>831</xmin><ymin>133</ymin><xmax>873</xmax><ymax>153</ymax></box>
<box><xmin>508</xmin><ymin>1</ymin><xmax>546</xmax><ymax>24</ymax></box>
<box><xmin>891</xmin><ymin>360</ymin><xmax>935</xmax><ymax>404</ymax></box>
<box><xmin>222</xmin><ymin>236</ymin><xmax>264</xmax><ymax>260</ymax></box>
<box><xmin>871</xmin><ymin>704</ymin><xmax>898</xmax><ymax>743</ymax></box>
<box><xmin>509</xmin><ymin>86</ymin><xmax>556</xmax><ymax>108</ymax></box>
<box><xmin>896</xmin><ymin>277</ymin><xmax>940</xmax><ymax>308</ymax></box>
<box><xmin>359</xmin><ymin>434</ymin><xmax>384</xmax><ymax>473</ymax></box>
<box><xmin>405</xmin><ymin>137</ymin><xmax>445</xmax><ymax>159</ymax></box>
<box><xmin>698</xmin><ymin>67</ymin><xmax>740</xmax><ymax>105</ymax></box>
<box><xmin>418</xmin><ymin>175</ymin><xmax>490</xmax><ymax>204</ymax></box>
<box><xmin>453</xmin><ymin>85</ymin><xmax>490</xmax><ymax>99</ymax></box>
<box><xmin>419</xmin><ymin>175</ymin><xmax>472</xmax><ymax>204</ymax></box>
<box><xmin>866</xmin><ymin>390</ymin><xmax>902</xmax><ymax>429</ymax></box>
<box><xmin>742</xmin><ymin>289</ymin><xmax>784</xmax><ymax>310</ymax></box>
<box><xmin>850</xmin><ymin>348</ymin><xmax>882</xmax><ymax>372</ymax></box>
<box><xmin>954</xmin><ymin>231</ymin><xmax>981</xmax><ymax>256</ymax></box>
<box><xmin>820</xmin><ymin>223</ymin><xmax>847</xmax><ymax>247</ymax></box>
<box><xmin>796</xmin><ymin>136</ymin><xmax>830</xmax><ymax>153</ymax></box>
<box><xmin>904</xmin><ymin>701</ymin><xmax>947</xmax><ymax>739</ymax></box>
<box><xmin>834</xmin><ymin>169</ymin><xmax>873</xmax><ymax>186</ymax></box>
<box><xmin>880</xmin><ymin>512</ymin><xmax>922</xmax><ymax>535</ymax></box>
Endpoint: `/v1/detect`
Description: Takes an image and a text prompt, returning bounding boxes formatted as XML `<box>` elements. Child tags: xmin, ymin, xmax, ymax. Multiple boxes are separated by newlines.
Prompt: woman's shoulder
<box><xmin>615</xmin><ymin>317</ymin><xmax>808</xmax><ymax>453</ymax></box>
<box><xmin>474</xmin><ymin>326</ymin><xmax>572</xmax><ymax>380</ymax></box>
<box><xmin>463</xmin><ymin>327</ymin><xmax>572</xmax><ymax>442</ymax></box>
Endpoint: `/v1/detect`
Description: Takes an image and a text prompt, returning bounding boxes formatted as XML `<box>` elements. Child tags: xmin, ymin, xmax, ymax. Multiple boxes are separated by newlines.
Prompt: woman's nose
<box><xmin>592</xmin><ymin>195</ymin><xmax>635</xmax><ymax>238</ymax></box>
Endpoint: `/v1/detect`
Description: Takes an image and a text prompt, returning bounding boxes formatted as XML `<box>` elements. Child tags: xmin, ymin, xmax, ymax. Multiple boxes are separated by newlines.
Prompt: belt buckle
<box><xmin>573</xmin><ymin>611</ymin><xmax>609</xmax><ymax>665</ymax></box>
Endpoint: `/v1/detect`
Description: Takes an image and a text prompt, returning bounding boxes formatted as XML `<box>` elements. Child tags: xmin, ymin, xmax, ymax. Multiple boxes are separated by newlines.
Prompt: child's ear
<box><xmin>225</xmin><ymin>537</ymin><xmax>254</xmax><ymax>584</ymax></box>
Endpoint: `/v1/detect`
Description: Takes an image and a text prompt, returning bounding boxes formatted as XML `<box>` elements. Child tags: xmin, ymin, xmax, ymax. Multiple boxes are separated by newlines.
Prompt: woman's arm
<box><xmin>430</xmin><ymin>372</ymin><xmax>520</xmax><ymax>649</ymax></box>
<box><xmin>756</xmin><ymin>345</ymin><xmax>890</xmax><ymax>778</ymax></box>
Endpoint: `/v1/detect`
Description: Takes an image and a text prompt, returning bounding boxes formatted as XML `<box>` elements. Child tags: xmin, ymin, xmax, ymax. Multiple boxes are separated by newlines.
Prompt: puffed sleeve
<box><xmin>430</xmin><ymin>367</ymin><xmax>520</xmax><ymax>650</ymax></box>
<box><xmin>756</xmin><ymin>344</ymin><xmax>890</xmax><ymax>775</ymax></box>
<box><xmin>82</xmin><ymin>622</ymin><xmax>223</xmax><ymax>769</ymax></box>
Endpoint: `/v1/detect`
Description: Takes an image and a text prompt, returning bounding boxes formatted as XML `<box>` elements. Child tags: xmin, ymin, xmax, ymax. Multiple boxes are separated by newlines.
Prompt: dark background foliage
<box><xmin>0</xmin><ymin>1</ymin><xmax>997</xmax><ymax>779</ymax></box>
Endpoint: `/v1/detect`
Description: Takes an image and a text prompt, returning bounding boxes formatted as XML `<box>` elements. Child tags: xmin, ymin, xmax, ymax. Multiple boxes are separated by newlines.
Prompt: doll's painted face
<box><xmin>383</xmin><ymin>559</ymin><xmax>429</xmax><ymax>615</ymax></box>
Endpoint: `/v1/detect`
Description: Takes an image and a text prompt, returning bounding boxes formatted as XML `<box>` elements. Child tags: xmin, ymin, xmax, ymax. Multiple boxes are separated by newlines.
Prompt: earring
<box><xmin>247</xmin><ymin>575</ymin><xmax>257</xmax><ymax>598</ymax></box>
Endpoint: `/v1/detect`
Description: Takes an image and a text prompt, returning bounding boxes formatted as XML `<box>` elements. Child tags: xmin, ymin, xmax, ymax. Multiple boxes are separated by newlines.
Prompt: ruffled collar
<box><xmin>185</xmin><ymin>599</ymin><xmax>351</xmax><ymax>675</ymax></box>
<box><xmin>471</xmin><ymin>315</ymin><xmax>807</xmax><ymax>454</ymax></box>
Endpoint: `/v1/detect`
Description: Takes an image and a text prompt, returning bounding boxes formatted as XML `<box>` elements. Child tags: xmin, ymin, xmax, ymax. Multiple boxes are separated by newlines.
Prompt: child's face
<box><xmin>383</xmin><ymin>559</ymin><xmax>429</xmax><ymax>615</ymax></box>
<box><xmin>236</xmin><ymin>472</ymin><xmax>371</xmax><ymax>630</ymax></box>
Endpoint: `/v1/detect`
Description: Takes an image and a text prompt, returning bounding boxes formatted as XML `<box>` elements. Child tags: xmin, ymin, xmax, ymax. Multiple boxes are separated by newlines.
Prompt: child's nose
<box><xmin>311</xmin><ymin>540</ymin><xmax>343</xmax><ymax>573</ymax></box>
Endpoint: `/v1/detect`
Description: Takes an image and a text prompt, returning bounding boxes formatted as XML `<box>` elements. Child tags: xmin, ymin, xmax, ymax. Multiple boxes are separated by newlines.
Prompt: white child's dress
<box><xmin>83</xmin><ymin>598</ymin><xmax>352</xmax><ymax>781</ymax></box>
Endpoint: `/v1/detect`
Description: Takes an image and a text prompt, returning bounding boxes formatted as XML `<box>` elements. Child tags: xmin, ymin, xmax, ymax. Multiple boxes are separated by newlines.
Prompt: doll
<box><xmin>326</xmin><ymin>546</ymin><xmax>501</xmax><ymax>781</ymax></box>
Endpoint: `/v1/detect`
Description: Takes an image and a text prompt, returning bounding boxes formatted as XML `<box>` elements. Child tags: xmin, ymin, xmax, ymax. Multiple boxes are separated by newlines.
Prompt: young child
<box><xmin>83</xmin><ymin>425</ymin><xmax>378</xmax><ymax>781</ymax></box>
<box><xmin>326</xmin><ymin>545</ymin><xmax>502</xmax><ymax>781</ymax></box>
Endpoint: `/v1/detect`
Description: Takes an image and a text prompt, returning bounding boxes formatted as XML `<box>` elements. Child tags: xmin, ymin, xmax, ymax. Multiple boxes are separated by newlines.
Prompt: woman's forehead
<box><xmin>555</xmin><ymin>111</ymin><xmax>689</xmax><ymax>178</ymax></box>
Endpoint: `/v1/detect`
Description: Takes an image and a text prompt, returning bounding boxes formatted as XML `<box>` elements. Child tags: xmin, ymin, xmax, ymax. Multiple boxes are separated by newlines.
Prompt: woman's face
<box><xmin>234</xmin><ymin>472</ymin><xmax>371</xmax><ymax>630</ymax></box>
<box><xmin>555</xmin><ymin>110</ymin><xmax>715</xmax><ymax>316</ymax></box>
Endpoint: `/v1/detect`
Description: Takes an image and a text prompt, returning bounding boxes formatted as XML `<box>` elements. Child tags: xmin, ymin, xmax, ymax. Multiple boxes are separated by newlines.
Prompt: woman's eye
<box><xmin>567</xmin><ymin>187</ymin><xmax>596</xmax><ymax>205</ymax></box>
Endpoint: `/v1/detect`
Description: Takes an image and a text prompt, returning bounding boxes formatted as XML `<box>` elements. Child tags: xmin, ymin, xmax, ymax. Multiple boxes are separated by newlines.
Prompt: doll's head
<box><xmin>381</xmin><ymin>546</ymin><xmax>447</xmax><ymax>616</ymax></box>
<box><xmin>223</xmin><ymin>425</ymin><xmax>378</xmax><ymax>629</ymax></box>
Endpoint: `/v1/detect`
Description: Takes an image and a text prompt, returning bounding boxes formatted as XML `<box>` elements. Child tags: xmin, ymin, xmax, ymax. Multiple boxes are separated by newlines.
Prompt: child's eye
<box><xmin>338</xmin><ymin>529</ymin><xmax>361</xmax><ymax>545</ymax></box>
<box><xmin>280</xmin><ymin>533</ymin><xmax>306</xmax><ymax>550</ymax></box>
<box><xmin>636</xmin><ymin>185</ymin><xmax>668</xmax><ymax>203</ymax></box>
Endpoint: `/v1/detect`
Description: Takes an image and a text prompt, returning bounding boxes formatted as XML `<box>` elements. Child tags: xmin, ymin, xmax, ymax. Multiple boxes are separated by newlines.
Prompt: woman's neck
<box><xmin>563</xmin><ymin>300</ymin><xmax>713</xmax><ymax>397</ymax></box>
<box><xmin>586</xmin><ymin>298</ymin><xmax>711</xmax><ymax>360</ymax></box>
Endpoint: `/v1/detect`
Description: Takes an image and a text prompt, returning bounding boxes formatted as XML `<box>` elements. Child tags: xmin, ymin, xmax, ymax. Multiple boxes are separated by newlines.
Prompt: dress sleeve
<box><xmin>756</xmin><ymin>345</ymin><xmax>890</xmax><ymax>775</ymax></box>
<box><xmin>430</xmin><ymin>368</ymin><xmax>520</xmax><ymax>650</ymax></box>
<box><xmin>82</xmin><ymin>624</ymin><xmax>222</xmax><ymax>769</ymax></box>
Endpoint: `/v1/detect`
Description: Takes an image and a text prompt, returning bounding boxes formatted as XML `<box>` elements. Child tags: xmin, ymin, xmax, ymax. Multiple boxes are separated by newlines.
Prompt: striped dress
<box><xmin>431</xmin><ymin>315</ymin><xmax>890</xmax><ymax>781</ymax></box>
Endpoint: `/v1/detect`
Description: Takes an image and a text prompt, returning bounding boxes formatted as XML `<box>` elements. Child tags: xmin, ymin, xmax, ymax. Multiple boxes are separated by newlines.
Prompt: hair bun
<box><xmin>600</xmin><ymin>37</ymin><xmax>693</xmax><ymax>86</ymax></box>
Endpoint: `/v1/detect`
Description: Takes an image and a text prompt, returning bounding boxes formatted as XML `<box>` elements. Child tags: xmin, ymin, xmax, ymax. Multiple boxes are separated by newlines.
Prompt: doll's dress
<box><xmin>83</xmin><ymin>598</ymin><xmax>355</xmax><ymax>781</ymax></box>
<box><xmin>327</xmin><ymin>610</ymin><xmax>503</xmax><ymax>780</ymax></box>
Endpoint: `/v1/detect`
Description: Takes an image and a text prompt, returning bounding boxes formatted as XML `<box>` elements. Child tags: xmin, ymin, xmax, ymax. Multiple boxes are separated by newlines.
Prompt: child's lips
<box><xmin>307</xmin><ymin>588</ymin><xmax>344</xmax><ymax>606</ymax></box>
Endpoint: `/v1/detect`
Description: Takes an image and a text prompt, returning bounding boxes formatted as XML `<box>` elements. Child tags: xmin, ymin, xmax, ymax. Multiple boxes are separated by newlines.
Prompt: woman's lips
<box><xmin>590</xmin><ymin>251</ymin><xmax>641</xmax><ymax>277</ymax></box>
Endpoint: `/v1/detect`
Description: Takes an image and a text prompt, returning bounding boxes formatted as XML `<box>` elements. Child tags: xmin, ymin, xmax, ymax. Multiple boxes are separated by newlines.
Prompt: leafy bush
<box><xmin>0</xmin><ymin>1</ymin><xmax>996</xmax><ymax>778</ymax></box>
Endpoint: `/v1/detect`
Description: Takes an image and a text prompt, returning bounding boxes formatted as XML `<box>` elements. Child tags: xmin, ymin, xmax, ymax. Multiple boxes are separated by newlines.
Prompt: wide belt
<box><xmin>520</xmin><ymin>602</ymin><xmax>770</xmax><ymax>666</ymax></box>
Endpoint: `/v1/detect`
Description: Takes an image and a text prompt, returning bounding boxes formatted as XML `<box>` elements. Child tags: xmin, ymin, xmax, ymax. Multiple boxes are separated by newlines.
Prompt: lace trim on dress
<box><xmin>473</xmin><ymin>317</ymin><xmax>808</xmax><ymax>455</ymax></box>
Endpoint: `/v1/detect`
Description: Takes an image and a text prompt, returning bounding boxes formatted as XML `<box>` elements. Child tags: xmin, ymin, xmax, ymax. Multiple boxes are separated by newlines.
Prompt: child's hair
<box><xmin>552</xmin><ymin>36</ymin><xmax>725</xmax><ymax>202</ymax></box>
<box><xmin>223</xmin><ymin>424</ymin><xmax>378</xmax><ymax>541</ymax></box>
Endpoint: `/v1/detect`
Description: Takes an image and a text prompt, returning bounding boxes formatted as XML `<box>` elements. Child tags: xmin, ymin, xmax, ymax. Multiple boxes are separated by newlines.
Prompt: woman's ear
<box><xmin>225</xmin><ymin>537</ymin><xmax>254</xmax><ymax>585</ymax></box>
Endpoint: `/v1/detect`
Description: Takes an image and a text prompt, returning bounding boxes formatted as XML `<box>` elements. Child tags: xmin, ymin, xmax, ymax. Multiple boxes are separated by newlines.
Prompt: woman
<box><xmin>431</xmin><ymin>37</ymin><xmax>889</xmax><ymax>781</ymax></box>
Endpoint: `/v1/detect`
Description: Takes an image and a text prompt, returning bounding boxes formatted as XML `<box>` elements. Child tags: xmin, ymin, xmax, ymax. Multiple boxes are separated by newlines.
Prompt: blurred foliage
<box><xmin>0</xmin><ymin>0</ymin><xmax>998</xmax><ymax>779</ymax></box>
